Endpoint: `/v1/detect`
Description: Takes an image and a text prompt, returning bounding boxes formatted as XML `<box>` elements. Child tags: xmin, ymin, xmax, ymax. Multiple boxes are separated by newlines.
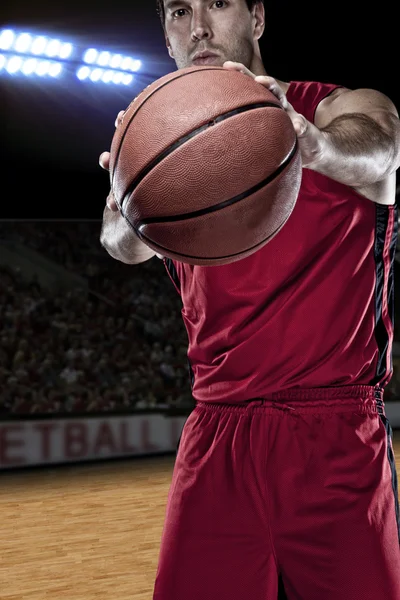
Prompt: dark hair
<box><xmin>156</xmin><ymin>0</ymin><xmax>263</xmax><ymax>30</ymax></box>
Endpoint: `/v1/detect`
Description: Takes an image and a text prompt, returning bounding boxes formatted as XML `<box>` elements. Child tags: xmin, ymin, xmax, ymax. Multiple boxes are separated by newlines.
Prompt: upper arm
<box><xmin>315</xmin><ymin>86</ymin><xmax>399</xmax><ymax>132</ymax></box>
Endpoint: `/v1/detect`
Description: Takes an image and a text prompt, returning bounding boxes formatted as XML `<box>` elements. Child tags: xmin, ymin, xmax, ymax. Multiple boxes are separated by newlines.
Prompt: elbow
<box><xmin>373</xmin><ymin>111</ymin><xmax>400</xmax><ymax>175</ymax></box>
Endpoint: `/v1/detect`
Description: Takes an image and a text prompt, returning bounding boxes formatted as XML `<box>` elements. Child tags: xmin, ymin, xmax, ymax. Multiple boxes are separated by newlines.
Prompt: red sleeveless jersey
<box><xmin>164</xmin><ymin>80</ymin><xmax>398</xmax><ymax>403</ymax></box>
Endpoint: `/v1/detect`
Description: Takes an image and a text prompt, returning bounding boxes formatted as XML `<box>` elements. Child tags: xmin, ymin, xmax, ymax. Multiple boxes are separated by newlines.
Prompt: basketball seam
<box><xmin>120</xmin><ymin>101</ymin><xmax>283</xmax><ymax>214</ymax></box>
<box><xmin>111</xmin><ymin>66</ymin><xmax>281</xmax><ymax>199</ymax></box>
<box><xmin>135</xmin><ymin>138</ymin><xmax>299</xmax><ymax>226</ymax></box>
<box><xmin>134</xmin><ymin>181</ymin><xmax>296</xmax><ymax>261</ymax></box>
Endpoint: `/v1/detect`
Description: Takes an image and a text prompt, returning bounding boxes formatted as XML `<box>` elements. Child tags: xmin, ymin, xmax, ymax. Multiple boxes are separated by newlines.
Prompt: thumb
<box><xmin>292</xmin><ymin>115</ymin><xmax>308</xmax><ymax>137</ymax></box>
<box><xmin>106</xmin><ymin>193</ymin><xmax>119</xmax><ymax>212</ymax></box>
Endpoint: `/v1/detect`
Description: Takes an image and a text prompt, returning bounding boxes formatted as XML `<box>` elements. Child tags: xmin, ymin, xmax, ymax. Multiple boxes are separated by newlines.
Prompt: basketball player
<box><xmin>99</xmin><ymin>1</ymin><xmax>400</xmax><ymax>598</ymax></box>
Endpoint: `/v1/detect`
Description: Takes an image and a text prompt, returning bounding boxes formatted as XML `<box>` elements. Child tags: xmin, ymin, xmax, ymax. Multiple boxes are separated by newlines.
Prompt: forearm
<box><xmin>312</xmin><ymin>112</ymin><xmax>400</xmax><ymax>186</ymax></box>
<box><xmin>100</xmin><ymin>206</ymin><xmax>155</xmax><ymax>264</ymax></box>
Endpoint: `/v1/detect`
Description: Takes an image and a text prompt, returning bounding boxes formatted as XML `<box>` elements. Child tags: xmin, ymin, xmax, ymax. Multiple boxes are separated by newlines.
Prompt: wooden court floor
<box><xmin>1</xmin><ymin>432</ymin><xmax>399</xmax><ymax>600</ymax></box>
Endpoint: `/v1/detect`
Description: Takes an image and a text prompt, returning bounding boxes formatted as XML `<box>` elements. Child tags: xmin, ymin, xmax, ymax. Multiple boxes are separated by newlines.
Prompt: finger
<box><xmin>106</xmin><ymin>192</ymin><xmax>119</xmax><ymax>212</ymax></box>
<box><xmin>254</xmin><ymin>75</ymin><xmax>288</xmax><ymax>108</ymax></box>
<box><xmin>292</xmin><ymin>115</ymin><xmax>308</xmax><ymax>137</ymax></box>
<box><xmin>114</xmin><ymin>110</ymin><xmax>125</xmax><ymax>128</ymax></box>
<box><xmin>222</xmin><ymin>61</ymin><xmax>255</xmax><ymax>79</ymax></box>
<box><xmin>99</xmin><ymin>152</ymin><xmax>110</xmax><ymax>171</ymax></box>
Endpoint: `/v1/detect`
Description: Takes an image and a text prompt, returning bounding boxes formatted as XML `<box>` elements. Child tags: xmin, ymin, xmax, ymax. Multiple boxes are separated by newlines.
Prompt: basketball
<box><xmin>109</xmin><ymin>66</ymin><xmax>302</xmax><ymax>266</ymax></box>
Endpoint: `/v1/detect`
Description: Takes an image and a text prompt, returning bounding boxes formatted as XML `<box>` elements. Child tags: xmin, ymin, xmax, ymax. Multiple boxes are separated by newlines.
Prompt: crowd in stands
<box><xmin>0</xmin><ymin>220</ymin><xmax>399</xmax><ymax>416</ymax></box>
<box><xmin>0</xmin><ymin>221</ymin><xmax>193</xmax><ymax>414</ymax></box>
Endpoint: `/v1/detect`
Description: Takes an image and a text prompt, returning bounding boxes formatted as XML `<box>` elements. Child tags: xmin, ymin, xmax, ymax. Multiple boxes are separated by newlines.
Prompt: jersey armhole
<box><xmin>312</xmin><ymin>85</ymin><xmax>345</xmax><ymax>124</ymax></box>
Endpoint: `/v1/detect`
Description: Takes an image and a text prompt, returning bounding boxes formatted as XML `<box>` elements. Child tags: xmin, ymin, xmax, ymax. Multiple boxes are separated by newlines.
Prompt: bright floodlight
<box><xmin>90</xmin><ymin>68</ymin><xmax>102</xmax><ymax>81</ymax></box>
<box><xmin>15</xmin><ymin>33</ymin><xmax>32</xmax><ymax>53</ymax></box>
<box><xmin>0</xmin><ymin>54</ymin><xmax>6</xmax><ymax>69</ymax></box>
<box><xmin>6</xmin><ymin>56</ymin><xmax>23</xmax><ymax>73</ymax></box>
<box><xmin>48</xmin><ymin>62</ymin><xmax>62</xmax><ymax>77</ymax></box>
<box><xmin>83</xmin><ymin>48</ymin><xmax>98</xmax><ymax>64</ymax></box>
<box><xmin>112</xmin><ymin>71</ymin><xmax>124</xmax><ymax>84</ymax></box>
<box><xmin>0</xmin><ymin>29</ymin><xmax>15</xmax><ymax>51</ymax></box>
<box><xmin>120</xmin><ymin>57</ymin><xmax>131</xmax><ymax>70</ymax></box>
<box><xmin>77</xmin><ymin>66</ymin><xmax>90</xmax><ymax>80</ymax></box>
<box><xmin>31</xmin><ymin>36</ymin><xmax>47</xmax><ymax>55</ymax></box>
<box><xmin>59</xmin><ymin>42</ymin><xmax>73</xmax><ymax>59</ymax></box>
<box><xmin>122</xmin><ymin>74</ymin><xmax>133</xmax><ymax>85</ymax></box>
<box><xmin>21</xmin><ymin>57</ymin><xmax>37</xmax><ymax>75</ymax></box>
<box><xmin>131</xmin><ymin>59</ymin><xmax>141</xmax><ymax>72</ymax></box>
<box><xmin>36</xmin><ymin>60</ymin><xmax>50</xmax><ymax>76</ymax></box>
<box><xmin>98</xmin><ymin>51</ymin><xmax>111</xmax><ymax>66</ymax></box>
<box><xmin>102</xmin><ymin>70</ymin><xmax>114</xmax><ymax>83</ymax></box>
<box><xmin>45</xmin><ymin>39</ymin><xmax>61</xmax><ymax>57</ymax></box>
<box><xmin>110</xmin><ymin>54</ymin><xmax>122</xmax><ymax>69</ymax></box>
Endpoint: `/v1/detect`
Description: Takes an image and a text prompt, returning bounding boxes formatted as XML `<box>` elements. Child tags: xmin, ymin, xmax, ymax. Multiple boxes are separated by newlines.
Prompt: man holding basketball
<box><xmin>99</xmin><ymin>1</ymin><xmax>400</xmax><ymax>599</ymax></box>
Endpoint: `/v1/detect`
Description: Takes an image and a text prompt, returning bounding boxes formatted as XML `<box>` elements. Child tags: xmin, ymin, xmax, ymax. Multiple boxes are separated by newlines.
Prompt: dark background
<box><xmin>1</xmin><ymin>0</ymin><xmax>398</xmax><ymax>219</ymax></box>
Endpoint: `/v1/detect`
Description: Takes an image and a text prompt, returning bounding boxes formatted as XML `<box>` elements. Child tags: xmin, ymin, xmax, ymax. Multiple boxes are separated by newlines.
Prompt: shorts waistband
<box><xmin>259</xmin><ymin>385</ymin><xmax>383</xmax><ymax>402</ymax></box>
<box><xmin>195</xmin><ymin>386</ymin><xmax>385</xmax><ymax>415</ymax></box>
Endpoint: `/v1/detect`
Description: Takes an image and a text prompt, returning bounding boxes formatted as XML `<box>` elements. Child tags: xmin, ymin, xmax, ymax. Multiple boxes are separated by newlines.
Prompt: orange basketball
<box><xmin>109</xmin><ymin>66</ymin><xmax>302</xmax><ymax>266</ymax></box>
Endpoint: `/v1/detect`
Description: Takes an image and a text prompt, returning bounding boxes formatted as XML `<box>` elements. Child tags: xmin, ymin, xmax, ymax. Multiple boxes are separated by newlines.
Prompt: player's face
<box><xmin>163</xmin><ymin>0</ymin><xmax>261</xmax><ymax>70</ymax></box>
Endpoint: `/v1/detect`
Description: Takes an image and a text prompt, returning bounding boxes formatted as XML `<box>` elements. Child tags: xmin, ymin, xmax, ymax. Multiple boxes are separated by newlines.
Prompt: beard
<box><xmin>173</xmin><ymin>34</ymin><xmax>255</xmax><ymax>71</ymax></box>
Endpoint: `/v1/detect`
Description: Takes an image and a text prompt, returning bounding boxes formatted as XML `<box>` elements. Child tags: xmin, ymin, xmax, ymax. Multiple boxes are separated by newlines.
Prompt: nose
<box><xmin>191</xmin><ymin>13</ymin><xmax>212</xmax><ymax>41</ymax></box>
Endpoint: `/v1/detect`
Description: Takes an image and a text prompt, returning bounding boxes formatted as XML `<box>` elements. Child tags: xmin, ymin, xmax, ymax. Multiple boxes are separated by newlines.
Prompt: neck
<box><xmin>250</xmin><ymin>52</ymin><xmax>267</xmax><ymax>77</ymax></box>
<box><xmin>250</xmin><ymin>52</ymin><xmax>289</xmax><ymax>94</ymax></box>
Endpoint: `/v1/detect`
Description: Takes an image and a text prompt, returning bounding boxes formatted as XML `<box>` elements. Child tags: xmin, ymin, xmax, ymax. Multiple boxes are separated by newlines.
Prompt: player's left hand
<box><xmin>223</xmin><ymin>61</ymin><xmax>326</xmax><ymax>169</ymax></box>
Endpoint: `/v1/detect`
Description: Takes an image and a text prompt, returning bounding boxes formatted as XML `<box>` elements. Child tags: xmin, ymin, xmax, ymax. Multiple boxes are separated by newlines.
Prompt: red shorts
<box><xmin>153</xmin><ymin>385</ymin><xmax>400</xmax><ymax>600</ymax></box>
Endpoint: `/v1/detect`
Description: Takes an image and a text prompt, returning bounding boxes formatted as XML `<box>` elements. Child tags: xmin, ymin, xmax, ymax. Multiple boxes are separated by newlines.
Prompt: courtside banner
<box><xmin>0</xmin><ymin>414</ymin><xmax>187</xmax><ymax>469</ymax></box>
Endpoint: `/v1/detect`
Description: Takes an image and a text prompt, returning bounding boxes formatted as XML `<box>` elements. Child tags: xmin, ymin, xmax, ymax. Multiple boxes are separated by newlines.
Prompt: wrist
<box><xmin>304</xmin><ymin>129</ymin><xmax>332</xmax><ymax>172</ymax></box>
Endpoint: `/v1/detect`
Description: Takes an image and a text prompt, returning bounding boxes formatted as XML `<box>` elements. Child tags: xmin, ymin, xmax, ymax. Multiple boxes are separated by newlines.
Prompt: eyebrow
<box><xmin>164</xmin><ymin>0</ymin><xmax>190</xmax><ymax>11</ymax></box>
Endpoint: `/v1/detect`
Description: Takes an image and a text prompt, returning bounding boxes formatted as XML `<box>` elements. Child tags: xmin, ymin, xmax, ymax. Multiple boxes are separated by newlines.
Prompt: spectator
<box><xmin>0</xmin><ymin>221</ymin><xmax>194</xmax><ymax>414</ymax></box>
<box><xmin>1</xmin><ymin>220</ymin><xmax>397</xmax><ymax>416</ymax></box>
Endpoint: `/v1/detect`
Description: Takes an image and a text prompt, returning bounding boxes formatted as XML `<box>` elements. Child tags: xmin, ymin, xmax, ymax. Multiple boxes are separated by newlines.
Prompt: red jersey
<box><xmin>164</xmin><ymin>81</ymin><xmax>398</xmax><ymax>404</ymax></box>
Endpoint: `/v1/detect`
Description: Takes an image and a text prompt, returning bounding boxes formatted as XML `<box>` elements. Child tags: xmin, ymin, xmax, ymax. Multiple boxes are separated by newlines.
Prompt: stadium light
<box><xmin>76</xmin><ymin>65</ymin><xmax>135</xmax><ymax>86</ymax></box>
<box><xmin>31</xmin><ymin>36</ymin><xmax>47</xmax><ymax>55</ymax></box>
<box><xmin>83</xmin><ymin>48</ymin><xmax>98</xmax><ymax>64</ymax></box>
<box><xmin>77</xmin><ymin>66</ymin><xmax>90</xmax><ymax>80</ymax></box>
<box><xmin>6</xmin><ymin>56</ymin><xmax>23</xmax><ymax>74</ymax></box>
<box><xmin>48</xmin><ymin>63</ymin><xmax>62</xmax><ymax>77</ymax></box>
<box><xmin>59</xmin><ymin>43</ymin><xmax>73</xmax><ymax>59</ymax></box>
<box><xmin>121</xmin><ymin>57</ymin><xmax>131</xmax><ymax>70</ymax></box>
<box><xmin>131</xmin><ymin>60</ymin><xmax>141</xmax><ymax>72</ymax></box>
<box><xmin>102</xmin><ymin>70</ymin><xmax>114</xmax><ymax>83</ymax></box>
<box><xmin>77</xmin><ymin>47</ymin><xmax>140</xmax><ymax>85</ymax></box>
<box><xmin>112</xmin><ymin>71</ymin><xmax>124</xmax><ymax>84</ymax></box>
<box><xmin>122</xmin><ymin>74</ymin><xmax>133</xmax><ymax>85</ymax></box>
<box><xmin>90</xmin><ymin>68</ymin><xmax>103</xmax><ymax>82</ymax></box>
<box><xmin>0</xmin><ymin>29</ymin><xmax>15</xmax><ymax>51</ymax></box>
<box><xmin>3</xmin><ymin>53</ymin><xmax>63</xmax><ymax>78</ymax></box>
<box><xmin>97</xmin><ymin>51</ymin><xmax>111</xmax><ymax>66</ymax></box>
<box><xmin>0</xmin><ymin>28</ymin><xmax>141</xmax><ymax>86</ymax></box>
<box><xmin>45</xmin><ymin>39</ymin><xmax>61</xmax><ymax>57</ymax></box>
<box><xmin>15</xmin><ymin>33</ymin><xmax>32</xmax><ymax>53</ymax></box>
<box><xmin>110</xmin><ymin>54</ymin><xmax>122</xmax><ymax>69</ymax></box>
<box><xmin>21</xmin><ymin>57</ymin><xmax>38</xmax><ymax>75</ymax></box>
<box><xmin>0</xmin><ymin>29</ymin><xmax>75</xmax><ymax>62</ymax></box>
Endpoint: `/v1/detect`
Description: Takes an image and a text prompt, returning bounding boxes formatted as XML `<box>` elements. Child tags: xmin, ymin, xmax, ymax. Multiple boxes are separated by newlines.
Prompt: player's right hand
<box><xmin>99</xmin><ymin>110</ymin><xmax>163</xmax><ymax>261</ymax></box>
<box><xmin>99</xmin><ymin>110</ymin><xmax>125</xmax><ymax>211</ymax></box>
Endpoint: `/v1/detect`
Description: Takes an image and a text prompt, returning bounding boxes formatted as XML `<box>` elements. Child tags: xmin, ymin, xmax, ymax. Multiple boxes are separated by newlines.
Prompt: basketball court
<box><xmin>1</xmin><ymin>431</ymin><xmax>399</xmax><ymax>599</ymax></box>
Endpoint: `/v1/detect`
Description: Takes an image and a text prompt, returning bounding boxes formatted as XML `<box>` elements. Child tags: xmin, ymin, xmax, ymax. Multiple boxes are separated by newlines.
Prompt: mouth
<box><xmin>192</xmin><ymin>52</ymin><xmax>219</xmax><ymax>65</ymax></box>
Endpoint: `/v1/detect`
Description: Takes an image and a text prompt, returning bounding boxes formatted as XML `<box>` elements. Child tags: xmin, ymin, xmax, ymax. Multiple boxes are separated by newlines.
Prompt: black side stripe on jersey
<box><xmin>164</xmin><ymin>257</ymin><xmax>181</xmax><ymax>294</ymax></box>
<box><xmin>373</xmin><ymin>205</ymin><xmax>400</xmax><ymax>544</ymax></box>
<box><xmin>376</xmin><ymin>397</ymin><xmax>400</xmax><ymax>545</ymax></box>
<box><xmin>387</xmin><ymin>205</ymin><xmax>398</xmax><ymax>338</ymax></box>
<box><xmin>163</xmin><ymin>258</ymin><xmax>195</xmax><ymax>391</ymax></box>
<box><xmin>372</xmin><ymin>205</ymin><xmax>392</xmax><ymax>384</ymax></box>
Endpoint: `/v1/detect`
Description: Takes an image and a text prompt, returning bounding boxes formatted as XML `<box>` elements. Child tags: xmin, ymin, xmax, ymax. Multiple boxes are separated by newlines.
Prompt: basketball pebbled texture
<box><xmin>109</xmin><ymin>66</ymin><xmax>302</xmax><ymax>266</ymax></box>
